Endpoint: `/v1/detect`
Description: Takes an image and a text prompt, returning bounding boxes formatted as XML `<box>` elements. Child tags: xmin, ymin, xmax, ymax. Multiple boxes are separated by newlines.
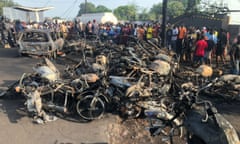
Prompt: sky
<box><xmin>12</xmin><ymin>0</ymin><xmax>162</xmax><ymax>19</ymax></box>
<box><xmin>222</xmin><ymin>0</ymin><xmax>240</xmax><ymax>24</ymax></box>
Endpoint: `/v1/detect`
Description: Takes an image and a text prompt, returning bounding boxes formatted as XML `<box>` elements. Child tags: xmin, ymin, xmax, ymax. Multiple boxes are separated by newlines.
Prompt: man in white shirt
<box><xmin>171</xmin><ymin>25</ymin><xmax>179</xmax><ymax>52</ymax></box>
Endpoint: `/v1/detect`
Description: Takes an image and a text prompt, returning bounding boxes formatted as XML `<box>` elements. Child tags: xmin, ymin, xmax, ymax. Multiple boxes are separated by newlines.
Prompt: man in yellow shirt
<box><xmin>146</xmin><ymin>24</ymin><xmax>153</xmax><ymax>39</ymax></box>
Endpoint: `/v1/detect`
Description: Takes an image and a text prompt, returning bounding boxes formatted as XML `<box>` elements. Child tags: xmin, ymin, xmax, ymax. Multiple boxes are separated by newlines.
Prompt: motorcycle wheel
<box><xmin>76</xmin><ymin>95</ymin><xmax>105</xmax><ymax>120</ymax></box>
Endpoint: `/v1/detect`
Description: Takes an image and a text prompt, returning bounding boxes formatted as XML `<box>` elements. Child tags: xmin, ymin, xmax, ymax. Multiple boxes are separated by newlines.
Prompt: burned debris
<box><xmin>0</xmin><ymin>35</ymin><xmax>240</xmax><ymax>144</ymax></box>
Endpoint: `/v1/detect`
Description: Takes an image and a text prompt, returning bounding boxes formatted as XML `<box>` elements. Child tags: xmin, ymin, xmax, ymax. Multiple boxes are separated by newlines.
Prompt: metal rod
<box><xmin>85</xmin><ymin>0</ymin><xmax>87</xmax><ymax>14</ymax></box>
<box><xmin>161</xmin><ymin>0</ymin><xmax>168</xmax><ymax>48</ymax></box>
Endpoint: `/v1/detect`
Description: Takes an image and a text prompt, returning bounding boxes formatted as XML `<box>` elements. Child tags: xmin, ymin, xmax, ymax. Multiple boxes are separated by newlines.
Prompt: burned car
<box><xmin>17</xmin><ymin>29</ymin><xmax>64</xmax><ymax>58</ymax></box>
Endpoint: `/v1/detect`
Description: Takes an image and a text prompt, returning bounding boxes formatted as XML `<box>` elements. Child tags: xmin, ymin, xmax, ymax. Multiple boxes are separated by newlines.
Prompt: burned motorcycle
<box><xmin>16</xmin><ymin>58</ymin><xmax>105</xmax><ymax>122</ymax></box>
<box><xmin>203</xmin><ymin>74</ymin><xmax>240</xmax><ymax>101</ymax></box>
<box><xmin>144</xmin><ymin>79</ymin><xmax>240</xmax><ymax>144</ymax></box>
<box><xmin>116</xmin><ymin>53</ymin><xmax>179</xmax><ymax>118</ymax></box>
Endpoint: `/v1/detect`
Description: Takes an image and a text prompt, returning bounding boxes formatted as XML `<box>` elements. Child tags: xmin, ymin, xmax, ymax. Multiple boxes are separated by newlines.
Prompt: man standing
<box><xmin>216</xmin><ymin>29</ymin><xmax>227</xmax><ymax>67</ymax></box>
<box><xmin>92</xmin><ymin>19</ymin><xmax>99</xmax><ymax>35</ymax></box>
<box><xmin>177</xmin><ymin>25</ymin><xmax>187</xmax><ymax>59</ymax></box>
<box><xmin>166</xmin><ymin>25</ymin><xmax>172</xmax><ymax>51</ymax></box>
<box><xmin>230</xmin><ymin>35</ymin><xmax>240</xmax><ymax>74</ymax></box>
<box><xmin>137</xmin><ymin>25</ymin><xmax>145</xmax><ymax>40</ymax></box>
<box><xmin>60</xmin><ymin>22</ymin><xmax>68</xmax><ymax>39</ymax></box>
<box><xmin>171</xmin><ymin>25</ymin><xmax>178</xmax><ymax>53</ymax></box>
<box><xmin>146</xmin><ymin>24</ymin><xmax>153</xmax><ymax>40</ymax></box>
<box><xmin>193</xmin><ymin>35</ymin><xmax>208</xmax><ymax>65</ymax></box>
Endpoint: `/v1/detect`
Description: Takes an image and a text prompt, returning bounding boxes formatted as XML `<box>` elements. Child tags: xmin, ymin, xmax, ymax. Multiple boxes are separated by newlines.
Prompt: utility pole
<box><xmin>161</xmin><ymin>0</ymin><xmax>168</xmax><ymax>48</ymax></box>
<box><xmin>85</xmin><ymin>0</ymin><xmax>87</xmax><ymax>14</ymax></box>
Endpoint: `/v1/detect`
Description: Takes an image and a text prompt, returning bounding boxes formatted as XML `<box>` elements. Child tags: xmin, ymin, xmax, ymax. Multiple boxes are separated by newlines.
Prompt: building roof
<box><xmin>13</xmin><ymin>6</ymin><xmax>54</xmax><ymax>12</ymax></box>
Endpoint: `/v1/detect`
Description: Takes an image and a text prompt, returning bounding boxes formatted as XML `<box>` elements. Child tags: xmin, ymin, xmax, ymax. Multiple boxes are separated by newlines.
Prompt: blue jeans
<box><xmin>194</xmin><ymin>56</ymin><xmax>204</xmax><ymax>65</ymax></box>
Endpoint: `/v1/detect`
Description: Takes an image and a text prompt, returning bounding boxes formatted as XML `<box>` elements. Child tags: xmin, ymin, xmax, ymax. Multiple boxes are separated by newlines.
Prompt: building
<box><xmin>77</xmin><ymin>12</ymin><xmax>118</xmax><ymax>25</ymax></box>
<box><xmin>3</xmin><ymin>6</ymin><xmax>54</xmax><ymax>23</ymax></box>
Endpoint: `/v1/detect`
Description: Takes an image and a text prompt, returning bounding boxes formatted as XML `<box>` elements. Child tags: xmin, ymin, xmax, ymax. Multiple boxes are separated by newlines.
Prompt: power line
<box><xmin>61</xmin><ymin>0</ymin><xmax>78</xmax><ymax>19</ymax></box>
<box><xmin>43</xmin><ymin>0</ymin><xmax>51</xmax><ymax>7</ymax></box>
<box><xmin>65</xmin><ymin>0</ymin><xmax>80</xmax><ymax>20</ymax></box>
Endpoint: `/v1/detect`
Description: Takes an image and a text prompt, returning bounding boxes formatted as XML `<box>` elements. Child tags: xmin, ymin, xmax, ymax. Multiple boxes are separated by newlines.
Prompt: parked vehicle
<box><xmin>17</xmin><ymin>29</ymin><xmax>64</xmax><ymax>58</ymax></box>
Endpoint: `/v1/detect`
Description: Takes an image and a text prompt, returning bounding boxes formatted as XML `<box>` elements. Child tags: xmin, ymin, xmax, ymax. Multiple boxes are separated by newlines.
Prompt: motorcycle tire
<box><xmin>76</xmin><ymin>95</ymin><xmax>105</xmax><ymax>120</ymax></box>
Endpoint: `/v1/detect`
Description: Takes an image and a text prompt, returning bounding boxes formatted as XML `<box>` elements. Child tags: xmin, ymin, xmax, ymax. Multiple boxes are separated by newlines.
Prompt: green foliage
<box><xmin>138</xmin><ymin>8</ymin><xmax>151</xmax><ymax>21</ymax></box>
<box><xmin>95</xmin><ymin>5</ymin><xmax>112</xmax><ymax>13</ymax></box>
<box><xmin>0</xmin><ymin>0</ymin><xmax>17</xmax><ymax>15</ymax></box>
<box><xmin>186</xmin><ymin>0</ymin><xmax>201</xmax><ymax>13</ymax></box>
<box><xmin>146</xmin><ymin>0</ymin><xmax>202</xmax><ymax>20</ymax></box>
<box><xmin>76</xmin><ymin>0</ymin><xmax>205</xmax><ymax>21</ymax></box>
<box><xmin>167</xmin><ymin>1</ymin><xmax>185</xmax><ymax>18</ymax></box>
<box><xmin>78</xmin><ymin>2</ymin><xmax>97</xmax><ymax>16</ymax></box>
<box><xmin>52</xmin><ymin>16</ymin><xmax>61</xmax><ymax>20</ymax></box>
<box><xmin>113</xmin><ymin>5</ymin><xmax>137</xmax><ymax>21</ymax></box>
<box><xmin>77</xmin><ymin>2</ymin><xmax>112</xmax><ymax>16</ymax></box>
<box><xmin>149</xmin><ymin>2</ymin><xmax>162</xmax><ymax>20</ymax></box>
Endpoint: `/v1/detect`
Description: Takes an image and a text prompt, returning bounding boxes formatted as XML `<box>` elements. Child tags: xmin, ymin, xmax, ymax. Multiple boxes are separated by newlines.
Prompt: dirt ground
<box><xmin>106</xmin><ymin>101</ymin><xmax>240</xmax><ymax>144</ymax></box>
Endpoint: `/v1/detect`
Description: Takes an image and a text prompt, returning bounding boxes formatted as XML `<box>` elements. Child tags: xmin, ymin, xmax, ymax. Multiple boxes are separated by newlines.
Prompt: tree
<box><xmin>77</xmin><ymin>2</ymin><xmax>112</xmax><ymax>16</ymax></box>
<box><xmin>0</xmin><ymin>0</ymin><xmax>17</xmax><ymax>16</ymax></box>
<box><xmin>52</xmin><ymin>16</ymin><xmax>61</xmax><ymax>20</ymax></box>
<box><xmin>167</xmin><ymin>1</ymin><xmax>185</xmax><ymax>18</ymax></box>
<box><xmin>138</xmin><ymin>9</ymin><xmax>155</xmax><ymax>21</ymax></box>
<box><xmin>77</xmin><ymin>2</ymin><xmax>96</xmax><ymax>16</ymax></box>
<box><xmin>149</xmin><ymin>3</ymin><xmax>162</xmax><ymax>20</ymax></box>
<box><xmin>95</xmin><ymin>5</ymin><xmax>111</xmax><ymax>13</ymax></box>
<box><xmin>185</xmin><ymin>0</ymin><xmax>201</xmax><ymax>13</ymax></box>
<box><xmin>114</xmin><ymin>5</ymin><xmax>137</xmax><ymax>21</ymax></box>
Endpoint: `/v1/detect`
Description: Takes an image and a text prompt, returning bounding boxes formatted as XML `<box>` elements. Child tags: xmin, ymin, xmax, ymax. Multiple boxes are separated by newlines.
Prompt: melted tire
<box><xmin>76</xmin><ymin>95</ymin><xmax>105</xmax><ymax>120</ymax></box>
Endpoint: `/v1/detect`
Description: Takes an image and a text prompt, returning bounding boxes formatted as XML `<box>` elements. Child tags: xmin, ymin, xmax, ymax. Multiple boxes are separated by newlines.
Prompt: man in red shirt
<box><xmin>194</xmin><ymin>35</ymin><xmax>208</xmax><ymax>65</ymax></box>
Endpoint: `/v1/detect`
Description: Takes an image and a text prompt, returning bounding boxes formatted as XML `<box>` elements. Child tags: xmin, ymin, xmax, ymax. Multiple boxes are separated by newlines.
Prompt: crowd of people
<box><xmin>165</xmin><ymin>24</ymin><xmax>240</xmax><ymax>75</ymax></box>
<box><xmin>0</xmin><ymin>17</ymin><xmax>239</xmax><ymax>74</ymax></box>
